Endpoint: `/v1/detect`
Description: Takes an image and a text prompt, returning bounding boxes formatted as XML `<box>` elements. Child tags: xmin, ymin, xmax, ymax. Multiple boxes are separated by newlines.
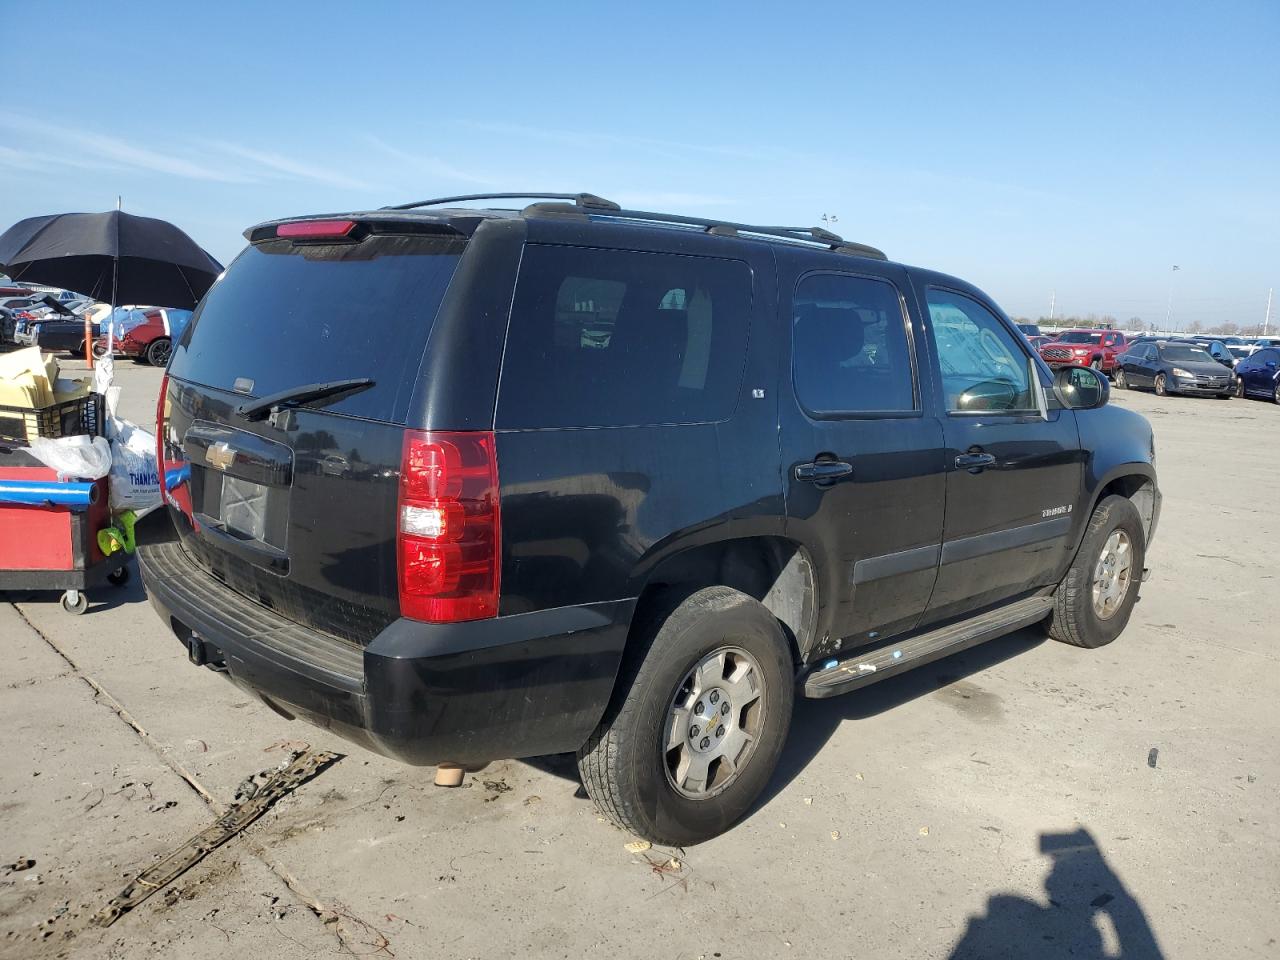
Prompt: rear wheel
<box><xmin>1115</xmin><ymin>368</ymin><xmax>1129</xmax><ymax>390</ymax></box>
<box><xmin>1273</xmin><ymin>382</ymin><xmax>1280</xmax><ymax>404</ymax></box>
<box><xmin>1046</xmin><ymin>495</ymin><xmax>1145</xmax><ymax>648</ymax></box>
<box><xmin>146</xmin><ymin>337</ymin><xmax>171</xmax><ymax>367</ymax></box>
<box><xmin>1236</xmin><ymin>378</ymin><xmax>1247</xmax><ymax>398</ymax></box>
<box><xmin>1154</xmin><ymin>373</ymin><xmax>1168</xmax><ymax>396</ymax></box>
<box><xmin>577</xmin><ymin>586</ymin><xmax>793</xmax><ymax>846</ymax></box>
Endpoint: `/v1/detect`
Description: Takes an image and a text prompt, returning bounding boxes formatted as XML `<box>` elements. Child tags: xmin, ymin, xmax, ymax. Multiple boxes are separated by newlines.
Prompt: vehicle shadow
<box><xmin>948</xmin><ymin>826</ymin><xmax>1166</xmax><ymax>959</ymax></box>
<box><xmin>521</xmin><ymin>627</ymin><xmax>1047</xmax><ymax>807</ymax></box>
<box><xmin>752</xmin><ymin>627</ymin><xmax>1046</xmax><ymax>811</ymax></box>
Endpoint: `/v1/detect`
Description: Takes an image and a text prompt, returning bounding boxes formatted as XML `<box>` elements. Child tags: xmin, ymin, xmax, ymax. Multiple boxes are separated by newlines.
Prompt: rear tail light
<box><xmin>275</xmin><ymin>219</ymin><xmax>357</xmax><ymax>240</ymax></box>
<box><xmin>156</xmin><ymin>373</ymin><xmax>170</xmax><ymax>503</ymax></box>
<box><xmin>397</xmin><ymin>431</ymin><xmax>500</xmax><ymax>622</ymax></box>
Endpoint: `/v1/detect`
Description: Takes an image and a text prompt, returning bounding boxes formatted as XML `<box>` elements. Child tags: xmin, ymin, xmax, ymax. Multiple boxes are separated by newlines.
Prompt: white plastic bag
<box><xmin>24</xmin><ymin>435</ymin><xmax>113</xmax><ymax>481</ymax></box>
<box><xmin>108</xmin><ymin>418</ymin><xmax>161</xmax><ymax>513</ymax></box>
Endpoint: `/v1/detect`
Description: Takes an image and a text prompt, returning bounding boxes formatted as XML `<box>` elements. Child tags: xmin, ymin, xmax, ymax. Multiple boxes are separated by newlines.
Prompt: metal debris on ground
<box><xmin>92</xmin><ymin>749</ymin><xmax>340</xmax><ymax>928</ymax></box>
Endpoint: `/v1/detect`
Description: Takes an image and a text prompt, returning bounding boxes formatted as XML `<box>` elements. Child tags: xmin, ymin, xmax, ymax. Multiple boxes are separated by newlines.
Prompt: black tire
<box><xmin>1236</xmin><ymin>379</ymin><xmax>1247</xmax><ymax>398</ymax></box>
<box><xmin>1154</xmin><ymin>373</ymin><xmax>1168</xmax><ymax>397</ymax></box>
<box><xmin>577</xmin><ymin>586</ymin><xmax>794</xmax><ymax>846</ymax></box>
<box><xmin>1273</xmin><ymin>382</ymin><xmax>1280</xmax><ymax>405</ymax></box>
<box><xmin>1217</xmin><ymin>393</ymin><xmax>1232</xmax><ymax>400</ymax></box>
<box><xmin>1046</xmin><ymin>495</ymin><xmax>1145</xmax><ymax>649</ymax></box>
<box><xmin>1115</xmin><ymin>368</ymin><xmax>1129</xmax><ymax>390</ymax></box>
<box><xmin>146</xmin><ymin>337</ymin><xmax>171</xmax><ymax>367</ymax></box>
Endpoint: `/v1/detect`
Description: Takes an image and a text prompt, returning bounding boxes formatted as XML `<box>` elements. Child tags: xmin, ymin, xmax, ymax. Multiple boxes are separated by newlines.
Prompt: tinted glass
<box><xmin>170</xmin><ymin>235</ymin><xmax>464</xmax><ymax>422</ymax></box>
<box><xmin>497</xmin><ymin>245</ymin><xmax>750</xmax><ymax>429</ymax></box>
<box><xmin>1158</xmin><ymin>345</ymin><xmax>1214</xmax><ymax>363</ymax></box>
<box><xmin>926</xmin><ymin>288</ymin><xmax>1037</xmax><ymax>413</ymax></box>
<box><xmin>1057</xmin><ymin>331</ymin><xmax>1104</xmax><ymax>344</ymax></box>
<box><xmin>792</xmin><ymin>273</ymin><xmax>915</xmax><ymax>414</ymax></box>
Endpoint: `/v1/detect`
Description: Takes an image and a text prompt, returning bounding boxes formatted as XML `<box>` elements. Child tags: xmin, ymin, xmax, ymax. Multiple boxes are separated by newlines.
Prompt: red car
<box><xmin>92</xmin><ymin>307</ymin><xmax>183</xmax><ymax>366</ymax></box>
<box><xmin>1039</xmin><ymin>329</ymin><xmax>1128</xmax><ymax>374</ymax></box>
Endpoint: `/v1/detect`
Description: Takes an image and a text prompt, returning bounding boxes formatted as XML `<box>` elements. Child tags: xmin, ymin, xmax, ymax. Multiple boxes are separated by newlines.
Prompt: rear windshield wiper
<box><xmin>235</xmin><ymin>378</ymin><xmax>375</xmax><ymax>421</ymax></box>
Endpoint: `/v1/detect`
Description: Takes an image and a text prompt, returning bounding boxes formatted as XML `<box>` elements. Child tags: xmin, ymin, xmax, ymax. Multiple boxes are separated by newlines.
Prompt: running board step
<box><xmin>803</xmin><ymin>596</ymin><xmax>1054</xmax><ymax>699</ymax></box>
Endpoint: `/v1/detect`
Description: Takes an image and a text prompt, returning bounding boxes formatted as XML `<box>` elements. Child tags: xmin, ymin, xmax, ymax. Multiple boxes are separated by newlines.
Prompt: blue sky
<box><xmin>2</xmin><ymin>0</ymin><xmax>1276</xmax><ymax>325</ymax></box>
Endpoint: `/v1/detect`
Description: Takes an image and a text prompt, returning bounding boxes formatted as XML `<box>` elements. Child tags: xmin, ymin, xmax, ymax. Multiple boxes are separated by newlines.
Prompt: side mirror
<box><xmin>1053</xmin><ymin>365</ymin><xmax>1109</xmax><ymax>410</ymax></box>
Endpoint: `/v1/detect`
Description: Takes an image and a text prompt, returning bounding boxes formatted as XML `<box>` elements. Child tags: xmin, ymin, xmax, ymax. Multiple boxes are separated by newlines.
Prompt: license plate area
<box><xmin>220</xmin><ymin>475</ymin><xmax>270</xmax><ymax>541</ymax></box>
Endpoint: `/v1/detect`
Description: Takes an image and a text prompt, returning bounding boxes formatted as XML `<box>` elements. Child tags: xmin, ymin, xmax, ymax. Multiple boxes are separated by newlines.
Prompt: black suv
<box><xmin>140</xmin><ymin>193</ymin><xmax>1160</xmax><ymax>845</ymax></box>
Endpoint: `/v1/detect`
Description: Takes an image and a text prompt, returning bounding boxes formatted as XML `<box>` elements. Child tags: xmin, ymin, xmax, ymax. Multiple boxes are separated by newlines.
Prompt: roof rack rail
<box><xmin>580</xmin><ymin>208</ymin><xmax>888</xmax><ymax>260</ymax></box>
<box><xmin>384</xmin><ymin>192</ymin><xmax>621</xmax><ymax>212</ymax></box>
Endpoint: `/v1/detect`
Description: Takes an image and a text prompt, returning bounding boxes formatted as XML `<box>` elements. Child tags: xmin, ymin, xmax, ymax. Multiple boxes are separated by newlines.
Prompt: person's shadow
<box><xmin>949</xmin><ymin>827</ymin><xmax>1165</xmax><ymax>959</ymax></box>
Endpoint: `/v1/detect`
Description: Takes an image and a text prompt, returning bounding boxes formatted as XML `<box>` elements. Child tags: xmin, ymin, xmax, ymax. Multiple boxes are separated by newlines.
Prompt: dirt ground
<box><xmin>2</xmin><ymin>356</ymin><xmax>1276</xmax><ymax>960</ymax></box>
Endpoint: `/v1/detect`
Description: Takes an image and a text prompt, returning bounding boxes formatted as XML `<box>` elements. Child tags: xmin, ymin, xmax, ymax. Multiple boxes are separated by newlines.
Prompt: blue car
<box><xmin>1234</xmin><ymin>347</ymin><xmax>1280</xmax><ymax>403</ymax></box>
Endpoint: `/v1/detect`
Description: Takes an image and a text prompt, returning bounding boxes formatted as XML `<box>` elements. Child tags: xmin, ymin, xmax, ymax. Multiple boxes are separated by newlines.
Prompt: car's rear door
<box><xmin>159</xmin><ymin>222</ymin><xmax>471</xmax><ymax>644</ymax></box>
<box><xmin>778</xmin><ymin>252</ymin><xmax>946</xmax><ymax>648</ymax></box>
<box><xmin>912</xmin><ymin>278</ymin><xmax>1084</xmax><ymax>624</ymax></box>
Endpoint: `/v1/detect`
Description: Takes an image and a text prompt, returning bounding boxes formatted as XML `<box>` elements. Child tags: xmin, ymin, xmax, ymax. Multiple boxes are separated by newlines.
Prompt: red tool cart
<box><xmin>0</xmin><ymin>394</ymin><xmax>129</xmax><ymax>614</ymax></box>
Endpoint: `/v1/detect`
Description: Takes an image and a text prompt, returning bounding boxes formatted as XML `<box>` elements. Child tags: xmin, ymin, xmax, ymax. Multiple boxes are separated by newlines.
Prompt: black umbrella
<box><xmin>0</xmin><ymin>210</ymin><xmax>223</xmax><ymax>310</ymax></box>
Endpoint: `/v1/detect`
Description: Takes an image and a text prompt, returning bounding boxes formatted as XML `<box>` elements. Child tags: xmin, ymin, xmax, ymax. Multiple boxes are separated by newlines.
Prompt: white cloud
<box><xmin>207</xmin><ymin>141</ymin><xmax>373</xmax><ymax>191</ymax></box>
<box><xmin>363</xmin><ymin>135</ymin><xmax>495</xmax><ymax>188</ymax></box>
<box><xmin>0</xmin><ymin>116</ymin><xmax>254</xmax><ymax>183</ymax></box>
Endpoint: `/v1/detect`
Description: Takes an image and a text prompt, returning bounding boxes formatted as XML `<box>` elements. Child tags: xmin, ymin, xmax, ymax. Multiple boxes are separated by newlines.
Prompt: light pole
<box><xmin>821</xmin><ymin>213</ymin><xmax>839</xmax><ymax>231</ymax></box>
<box><xmin>1164</xmin><ymin>265</ymin><xmax>1180</xmax><ymax>332</ymax></box>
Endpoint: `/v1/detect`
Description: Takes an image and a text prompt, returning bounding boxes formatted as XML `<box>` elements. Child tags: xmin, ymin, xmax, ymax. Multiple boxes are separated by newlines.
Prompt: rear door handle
<box><xmin>795</xmin><ymin>461</ymin><xmax>854</xmax><ymax>482</ymax></box>
<box><xmin>955</xmin><ymin>452</ymin><xmax>997</xmax><ymax>471</ymax></box>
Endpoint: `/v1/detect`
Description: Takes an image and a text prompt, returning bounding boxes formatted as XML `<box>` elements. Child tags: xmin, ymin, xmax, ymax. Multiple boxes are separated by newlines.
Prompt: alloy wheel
<box><xmin>1092</xmin><ymin>530</ymin><xmax>1133</xmax><ymax>620</ymax></box>
<box><xmin>663</xmin><ymin>646</ymin><xmax>766</xmax><ymax>800</ymax></box>
<box><xmin>1154</xmin><ymin>374</ymin><xmax>1167</xmax><ymax>396</ymax></box>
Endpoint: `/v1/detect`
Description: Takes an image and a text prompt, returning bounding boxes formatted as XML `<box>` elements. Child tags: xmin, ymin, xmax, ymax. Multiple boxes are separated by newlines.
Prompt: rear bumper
<box><xmin>139</xmin><ymin>540</ymin><xmax>634</xmax><ymax>765</ymax></box>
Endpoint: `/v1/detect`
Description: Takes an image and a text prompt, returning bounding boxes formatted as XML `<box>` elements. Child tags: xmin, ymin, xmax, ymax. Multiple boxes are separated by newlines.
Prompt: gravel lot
<box><xmin>3</xmin><ymin>356</ymin><xmax>1277</xmax><ymax>960</ymax></box>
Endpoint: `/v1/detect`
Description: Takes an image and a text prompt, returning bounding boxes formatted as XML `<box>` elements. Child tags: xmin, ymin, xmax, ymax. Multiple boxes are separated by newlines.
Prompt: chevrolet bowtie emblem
<box><xmin>206</xmin><ymin>442</ymin><xmax>236</xmax><ymax>471</ymax></box>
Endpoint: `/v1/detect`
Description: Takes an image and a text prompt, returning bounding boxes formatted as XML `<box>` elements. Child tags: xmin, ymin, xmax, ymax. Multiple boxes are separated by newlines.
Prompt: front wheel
<box><xmin>577</xmin><ymin>586</ymin><xmax>793</xmax><ymax>846</ymax></box>
<box><xmin>91</xmin><ymin>339</ymin><xmax>110</xmax><ymax>360</ymax></box>
<box><xmin>1273</xmin><ymin>382</ymin><xmax>1280</xmax><ymax>405</ymax></box>
<box><xmin>145</xmin><ymin>337</ymin><xmax>171</xmax><ymax>367</ymax></box>
<box><xmin>1046</xmin><ymin>495</ymin><xmax>1145</xmax><ymax>648</ymax></box>
<box><xmin>1154</xmin><ymin>373</ymin><xmax>1168</xmax><ymax>396</ymax></box>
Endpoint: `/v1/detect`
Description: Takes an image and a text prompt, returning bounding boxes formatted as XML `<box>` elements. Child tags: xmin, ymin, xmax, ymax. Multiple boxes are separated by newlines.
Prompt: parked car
<box><xmin>1016</xmin><ymin>322</ymin><xmax>1042</xmax><ymax>338</ymax></box>
<box><xmin>1179</xmin><ymin>338</ymin><xmax>1236</xmax><ymax>369</ymax></box>
<box><xmin>1039</xmin><ymin>329</ymin><xmax>1129</xmax><ymax>373</ymax></box>
<box><xmin>1228</xmin><ymin>343</ymin><xmax>1259</xmax><ymax>363</ymax></box>
<box><xmin>1027</xmin><ymin>335</ymin><xmax>1052</xmax><ymax>351</ymax></box>
<box><xmin>1233</xmin><ymin>347</ymin><xmax>1280</xmax><ymax>403</ymax></box>
<box><xmin>22</xmin><ymin>298</ymin><xmax>101</xmax><ymax>355</ymax></box>
<box><xmin>0</xmin><ymin>306</ymin><xmax>15</xmax><ymax>344</ymax></box>
<box><xmin>91</xmin><ymin>306</ymin><xmax>192</xmax><ymax>365</ymax></box>
<box><xmin>139</xmin><ymin>194</ymin><xmax>1160</xmax><ymax>845</ymax></box>
<box><xmin>1250</xmin><ymin>337</ymin><xmax>1280</xmax><ymax>349</ymax></box>
<box><xmin>1114</xmin><ymin>341</ymin><xmax>1234</xmax><ymax>398</ymax></box>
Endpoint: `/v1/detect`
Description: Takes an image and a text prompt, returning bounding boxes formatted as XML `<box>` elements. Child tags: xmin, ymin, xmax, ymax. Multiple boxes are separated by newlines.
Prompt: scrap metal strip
<box><xmin>92</xmin><ymin>749</ymin><xmax>341</xmax><ymax>928</ymax></box>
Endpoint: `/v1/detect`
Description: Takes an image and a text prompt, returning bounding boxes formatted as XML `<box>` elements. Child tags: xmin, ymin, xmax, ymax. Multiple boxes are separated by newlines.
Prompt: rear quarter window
<box><xmin>496</xmin><ymin>245</ymin><xmax>751</xmax><ymax>429</ymax></box>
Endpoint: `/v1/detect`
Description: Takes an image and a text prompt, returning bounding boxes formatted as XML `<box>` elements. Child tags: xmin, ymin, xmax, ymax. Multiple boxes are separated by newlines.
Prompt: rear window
<box><xmin>496</xmin><ymin>245</ymin><xmax>751</xmax><ymax>429</ymax></box>
<box><xmin>170</xmin><ymin>234</ymin><xmax>464</xmax><ymax>422</ymax></box>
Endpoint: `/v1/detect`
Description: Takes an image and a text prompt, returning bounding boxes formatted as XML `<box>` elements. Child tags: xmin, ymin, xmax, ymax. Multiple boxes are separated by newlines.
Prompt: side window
<box><xmin>926</xmin><ymin>288</ymin><xmax>1038</xmax><ymax>413</ymax></box>
<box><xmin>497</xmin><ymin>245</ymin><xmax>751</xmax><ymax>429</ymax></box>
<box><xmin>791</xmin><ymin>273</ymin><xmax>916</xmax><ymax>414</ymax></box>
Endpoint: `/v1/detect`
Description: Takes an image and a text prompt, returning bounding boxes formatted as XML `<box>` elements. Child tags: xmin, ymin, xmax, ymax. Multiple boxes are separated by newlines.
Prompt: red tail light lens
<box><xmin>155</xmin><ymin>373</ymin><xmax>170</xmax><ymax>502</ymax></box>
<box><xmin>397</xmin><ymin>431</ymin><xmax>500</xmax><ymax>622</ymax></box>
<box><xmin>276</xmin><ymin>219</ymin><xmax>356</xmax><ymax>239</ymax></box>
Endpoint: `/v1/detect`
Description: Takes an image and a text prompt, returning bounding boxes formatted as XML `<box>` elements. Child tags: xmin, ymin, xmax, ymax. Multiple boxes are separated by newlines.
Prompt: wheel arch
<box><xmin>626</xmin><ymin>534</ymin><xmax>818</xmax><ymax>671</ymax></box>
<box><xmin>1077</xmin><ymin>464</ymin><xmax>1159</xmax><ymax>554</ymax></box>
